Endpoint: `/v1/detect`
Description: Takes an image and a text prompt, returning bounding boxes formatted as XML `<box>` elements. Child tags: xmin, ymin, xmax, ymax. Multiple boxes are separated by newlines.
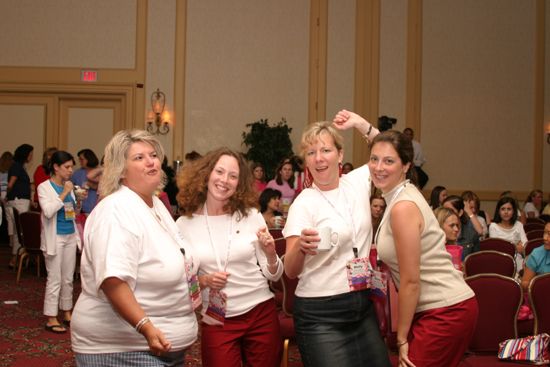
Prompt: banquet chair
<box><xmin>269</xmin><ymin>228</ymin><xmax>283</xmax><ymax>241</ymax></box>
<box><xmin>529</xmin><ymin>273</ymin><xmax>550</xmax><ymax>335</ymax></box>
<box><xmin>463</xmin><ymin>251</ymin><xmax>516</xmax><ymax>278</ymax></box>
<box><xmin>12</xmin><ymin>207</ymin><xmax>25</xmax><ymax>272</ymax></box>
<box><xmin>524</xmin><ymin>238</ymin><xmax>544</xmax><ymax>257</ymax></box>
<box><xmin>479</xmin><ymin>238</ymin><xmax>516</xmax><ymax>257</ymax></box>
<box><xmin>278</xmin><ymin>256</ymin><xmax>298</xmax><ymax>367</ymax></box>
<box><xmin>273</xmin><ymin>236</ymin><xmax>286</xmax><ymax>257</ymax></box>
<box><xmin>526</xmin><ymin>229</ymin><xmax>545</xmax><ymax>241</ymax></box>
<box><xmin>466</xmin><ymin>274</ymin><xmax>522</xmax><ymax>351</ymax></box>
<box><xmin>269</xmin><ymin>237</ymin><xmax>286</xmax><ymax>308</ymax></box>
<box><xmin>460</xmin><ymin>274</ymin><xmax>524</xmax><ymax>366</ymax></box>
<box><xmin>16</xmin><ymin>211</ymin><xmax>43</xmax><ymax>284</ymax></box>
<box><xmin>524</xmin><ymin>222</ymin><xmax>545</xmax><ymax>233</ymax></box>
<box><xmin>525</xmin><ymin>217</ymin><xmax>545</xmax><ymax>225</ymax></box>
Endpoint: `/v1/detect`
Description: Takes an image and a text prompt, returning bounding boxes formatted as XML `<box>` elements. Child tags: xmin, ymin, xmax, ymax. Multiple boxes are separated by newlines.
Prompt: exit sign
<box><xmin>81</xmin><ymin>70</ymin><xmax>97</xmax><ymax>82</ymax></box>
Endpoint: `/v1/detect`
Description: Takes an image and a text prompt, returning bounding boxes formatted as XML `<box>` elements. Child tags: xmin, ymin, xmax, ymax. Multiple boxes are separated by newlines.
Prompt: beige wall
<box><xmin>422</xmin><ymin>0</ymin><xmax>537</xmax><ymax>194</ymax></box>
<box><xmin>0</xmin><ymin>0</ymin><xmax>136</xmax><ymax>69</ymax></box>
<box><xmin>379</xmin><ymin>0</ymin><xmax>407</xmax><ymax>132</ymax></box>
<box><xmin>326</xmin><ymin>0</ymin><xmax>356</xmax><ymax>163</ymax></box>
<box><xmin>146</xmin><ymin>0</ymin><xmax>176</xmax><ymax>160</ymax></box>
<box><xmin>0</xmin><ymin>104</ymin><xmax>45</xmax><ymax>175</ymax></box>
<box><xmin>184</xmin><ymin>0</ymin><xmax>309</xmax><ymax>161</ymax></box>
<box><xmin>0</xmin><ymin>0</ymin><xmax>547</xmax><ymax>200</ymax></box>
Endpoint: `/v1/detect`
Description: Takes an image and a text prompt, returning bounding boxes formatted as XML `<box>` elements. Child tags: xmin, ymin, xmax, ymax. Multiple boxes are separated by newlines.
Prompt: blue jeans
<box><xmin>294</xmin><ymin>290</ymin><xmax>391</xmax><ymax>367</ymax></box>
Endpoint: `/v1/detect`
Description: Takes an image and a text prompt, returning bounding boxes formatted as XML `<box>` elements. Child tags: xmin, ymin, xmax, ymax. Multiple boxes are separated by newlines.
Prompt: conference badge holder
<box><xmin>185</xmin><ymin>261</ymin><xmax>202</xmax><ymax>311</ymax></box>
<box><xmin>346</xmin><ymin>257</ymin><xmax>370</xmax><ymax>292</ymax></box>
<box><xmin>64</xmin><ymin>202</ymin><xmax>75</xmax><ymax>220</ymax></box>
<box><xmin>369</xmin><ymin>268</ymin><xmax>388</xmax><ymax>297</ymax></box>
<box><xmin>202</xmin><ymin>289</ymin><xmax>227</xmax><ymax>326</ymax></box>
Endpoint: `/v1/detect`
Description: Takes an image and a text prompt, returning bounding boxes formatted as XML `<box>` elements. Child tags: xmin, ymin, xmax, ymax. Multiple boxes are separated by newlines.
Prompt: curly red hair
<box><xmin>177</xmin><ymin>147</ymin><xmax>259</xmax><ymax>218</ymax></box>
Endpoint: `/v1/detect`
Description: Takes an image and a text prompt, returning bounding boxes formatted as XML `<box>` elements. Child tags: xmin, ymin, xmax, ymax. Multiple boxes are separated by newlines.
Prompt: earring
<box><xmin>339</xmin><ymin>163</ymin><xmax>343</xmax><ymax>177</ymax></box>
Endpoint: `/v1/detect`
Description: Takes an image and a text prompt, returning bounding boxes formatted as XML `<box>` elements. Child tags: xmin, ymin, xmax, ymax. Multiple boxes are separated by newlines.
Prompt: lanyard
<box><xmin>314</xmin><ymin>185</ymin><xmax>358</xmax><ymax>253</ymax></box>
<box><xmin>204</xmin><ymin>205</ymin><xmax>233</xmax><ymax>272</ymax></box>
<box><xmin>148</xmin><ymin>203</ymin><xmax>186</xmax><ymax>252</ymax></box>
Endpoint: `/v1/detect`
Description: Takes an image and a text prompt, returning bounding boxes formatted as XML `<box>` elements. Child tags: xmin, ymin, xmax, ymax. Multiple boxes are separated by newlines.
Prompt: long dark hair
<box><xmin>274</xmin><ymin>159</ymin><xmax>295</xmax><ymax>187</ymax></box>
<box><xmin>430</xmin><ymin>185</ymin><xmax>447</xmax><ymax>209</ymax></box>
<box><xmin>370</xmin><ymin>130</ymin><xmax>418</xmax><ymax>186</ymax></box>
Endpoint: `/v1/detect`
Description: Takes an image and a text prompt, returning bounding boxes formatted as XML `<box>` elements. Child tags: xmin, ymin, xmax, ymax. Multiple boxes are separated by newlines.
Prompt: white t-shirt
<box><xmin>523</xmin><ymin>202</ymin><xmax>540</xmax><ymax>218</ymax></box>
<box><xmin>176</xmin><ymin>208</ymin><xmax>283</xmax><ymax>317</ymax></box>
<box><xmin>488</xmin><ymin>221</ymin><xmax>528</xmax><ymax>246</ymax></box>
<box><xmin>71</xmin><ymin>186</ymin><xmax>199</xmax><ymax>353</ymax></box>
<box><xmin>283</xmin><ymin>164</ymin><xmax>372</xmax><ymax>297</ymax></box>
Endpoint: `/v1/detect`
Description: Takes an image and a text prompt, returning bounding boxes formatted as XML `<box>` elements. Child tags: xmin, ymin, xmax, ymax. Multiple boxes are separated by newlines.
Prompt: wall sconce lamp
<box><xmin>146</xmin><ymin>88</ymin><xmax>170</xmax><ymax>135</ymax></box>
<box><xmin>546</xmin><ymin>121</ymin><xmax>550</xmax><ymax>145</ymax></box>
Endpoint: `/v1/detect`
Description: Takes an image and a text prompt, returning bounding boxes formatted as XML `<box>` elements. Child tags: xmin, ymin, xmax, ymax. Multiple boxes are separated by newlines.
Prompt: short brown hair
<box><xmin>177</xmin><ymin>147</ymin><xmax>258</xmax><ymax>218</ymax></box>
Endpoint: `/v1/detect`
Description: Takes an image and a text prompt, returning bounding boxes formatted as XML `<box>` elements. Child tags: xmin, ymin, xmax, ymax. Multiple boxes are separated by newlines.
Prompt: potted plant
<box><xmin>241</xmin><ymin>118</ymin><xmax>293</xmax><ymax>180</ymax></box>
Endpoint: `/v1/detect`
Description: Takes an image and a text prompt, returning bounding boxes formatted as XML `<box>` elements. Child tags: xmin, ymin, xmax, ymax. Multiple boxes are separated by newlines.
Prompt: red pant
<box><xmin>408</xmin><ymin>297</ymin><xmax>478</xmax><ymax>367</ymax></box>
<box><xmin>201</xmin><ymin>299</ymin><xmax>282</xmax><ymax>367</ymax></box>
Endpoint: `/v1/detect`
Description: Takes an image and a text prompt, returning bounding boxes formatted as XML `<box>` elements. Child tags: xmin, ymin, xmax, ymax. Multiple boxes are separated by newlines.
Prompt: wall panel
<box><xmin>422</xmin><ymin>0</ymin><xmax>535</xmax><ymax>192</ymax></box>
<box><xmin>184</xmin><ymin>0</ymin><xmax>309</xmax><ymax>156</ymax></box>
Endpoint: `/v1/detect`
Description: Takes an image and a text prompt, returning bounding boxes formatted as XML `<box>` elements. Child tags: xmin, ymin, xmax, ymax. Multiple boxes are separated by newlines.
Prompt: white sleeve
<box><xmin>38</xmin><ymin>182</ymin><xmax>64</xmax><ymax>219</ymax></box>
<box><xmin>86</xmin><ymin>212</ymin><xmax>141</xmax><ymax>292</ymax></box>
<box><xmin>251</xmin><ymin>210</ymin><xmax>283</xmax><ymax>281</ymax></box>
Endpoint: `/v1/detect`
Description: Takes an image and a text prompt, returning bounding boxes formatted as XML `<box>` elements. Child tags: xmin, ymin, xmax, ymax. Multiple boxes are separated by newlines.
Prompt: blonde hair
<box><xmin>299</xmin><ymin>121</ymin><xmax>343</xmax><ymax>158</ymax></box>
<box><xmin>434</xmin><ymin>207</ymin><xmax>460</xmax><ymax>229</ymax></box>
<box><xmin>99</xmin><ymin>129</ymin><xmax>166</xmax><ymax>198</ymax></box>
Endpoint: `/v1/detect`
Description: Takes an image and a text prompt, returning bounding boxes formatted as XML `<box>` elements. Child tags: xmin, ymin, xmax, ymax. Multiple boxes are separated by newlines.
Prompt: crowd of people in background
<box><xmin>1</xmin><ymin>110</ymin><xmax>549</xmax><ymax>367</ymax></box>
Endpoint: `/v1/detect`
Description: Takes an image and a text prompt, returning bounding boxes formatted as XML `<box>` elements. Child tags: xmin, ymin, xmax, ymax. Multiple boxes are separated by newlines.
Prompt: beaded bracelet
<box><xmin>135</xmin><ymin>316</ymin><xmax>150</xmax><ymax>333</ymax></box>
<box><xmin>363</xmin><ymin>124</ymin><xmax>373</xmax><ymax>141</ymax></box>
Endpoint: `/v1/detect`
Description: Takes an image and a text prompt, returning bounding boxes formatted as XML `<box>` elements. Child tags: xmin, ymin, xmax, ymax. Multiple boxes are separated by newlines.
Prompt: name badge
<box><xmin>64</xmin><ymin>202</ymin><xmax>75</xmax><ymax>220</ymax></box>
<box><xmin>185</xmin><ymin>259</ymin><xmax>202</xmax><ymax>311</ymax></box>
<box><xmin>368</xmin><ymin>269</ymin><xmax>388</xmax><ymax>297</ymax></box>
<box><xmin>346</xmin><ymin>257</ymin><xmax>370</xmax><ymax>292</ymax></box>
<box><xmin>202</xmin><ymin>289</ymin><xmax>227</xmax><ymax>326</ymax></box>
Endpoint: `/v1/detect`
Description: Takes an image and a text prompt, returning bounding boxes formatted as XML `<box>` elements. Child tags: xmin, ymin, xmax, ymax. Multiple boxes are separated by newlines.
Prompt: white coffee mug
<box><xmin>274</xmin><ymin>216</ymin><xmax>283</xmax><ymax>229</ymax></box>
<box><xmin>317</xmin><ymin>227</ymin><xmax>338</xmax><ymax>251</ymax></box>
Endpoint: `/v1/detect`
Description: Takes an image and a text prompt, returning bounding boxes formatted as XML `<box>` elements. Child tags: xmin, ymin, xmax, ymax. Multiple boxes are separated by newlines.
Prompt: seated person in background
<box><xmin>434</xmin><ymin>207</ymin><xmax>463</xmax><ymax>271</ymax></box>
<box><xmin>370</xmin><ymin>191</ymin><xmax>386</xmax><ymax>236</ymax></box>
<box><xmin>523</xmin><ymin>190</ymin><xmax>543</xmax><ymax>219</ymax></box>
<box><xmin>462</xmin><ymin>190</ymin><xmax>489</xmax><ymax>239</ymax></box>
<box><xmin>521</xmin><ymin>222</ymin><xmax>550</xmax><ymax>290</ymax></box>
<box><xmin>429</xmin><ymin>185</ymin><xmax>447</xmax><ymax>209</ymax></box>
<box><xmin>342</xmin><ymin>162</ymin><xmax>354</xmax><ymax>175</ymax></box>
<box><xmin>266</xmin><ymin>159</ymin><xmax>295</xmax><ymax>215</ymax></box>
<box><xmin>251</xmin><ymin>162</ymin><xmax>267</xmax><ymax>193</ymax></box>
<box><xmin>500</xmin><ymin>190</ymin><xmax>526</xmax><ymax>224</ymax></box>
<box><xmin>289</xmin><ymin>155</ymin><xmax>305</xmax><ymax>194</ymax></box>
<box><xmin>489</xmin><ymin>196</ymin><xmax>528</xmax><ymax>254</ymax></box>
<box><xmin>443</xmin><ymin>195</ymin><xmax>483</xmax><ymax>258</ymax></box>
<box><xmin>259</xmin><ymin>188</ymin><xmax>285</xmax><ymax>229</ymax></box>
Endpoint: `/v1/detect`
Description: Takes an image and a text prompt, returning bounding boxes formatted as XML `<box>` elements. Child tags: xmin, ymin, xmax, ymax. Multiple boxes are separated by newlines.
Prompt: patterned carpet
<box><xmin>0</xmin><ymin>245</ymin><xmax>302</xmax><ymax>367</ymax></box>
